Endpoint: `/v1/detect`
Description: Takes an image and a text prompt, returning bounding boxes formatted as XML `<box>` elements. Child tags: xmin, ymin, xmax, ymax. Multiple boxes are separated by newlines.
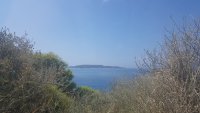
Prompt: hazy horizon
<box><xmin>1</xmin><ymin>0</ymin><xmax>200</xmax><ymax>68</ymax></box>
<box><xmin>69</xmin><ymin>64</ymin><xmax>133</xmax><ymax>68</ymax></box>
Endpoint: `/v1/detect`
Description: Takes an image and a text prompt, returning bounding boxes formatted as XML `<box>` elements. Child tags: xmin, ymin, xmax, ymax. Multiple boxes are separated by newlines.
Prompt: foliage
<box><xmin>41</xmin><ymin>84</ymin><xmax>74</xmax><ymax>113</ymax></box>
<box><xmin>75</xmin><ymin>86</ymin><xmax>97</xmax><ymax>97</ymax></box>
<box><xmin>0</xmin><ymin>28</ymin><xmax>76</xmax><ymax>113</ymax></box>
<box><xmin>0</xmin><ymin>28</ymin><xmax>34</xmax><ymax>105</ymax></box>
<box><xmin>33</xmin><ymin>52</ymin><xmax>76</xmax><ymax>94</ymax></box>
<box><xmin>69</xmin><ymin>18</ymin><xmax>200</xmax><ymax>113</ymax></box>
<box><xmin>1</xmin><ymin>18</ymin><xmax>200</xmax><ymax>113</ymax></box>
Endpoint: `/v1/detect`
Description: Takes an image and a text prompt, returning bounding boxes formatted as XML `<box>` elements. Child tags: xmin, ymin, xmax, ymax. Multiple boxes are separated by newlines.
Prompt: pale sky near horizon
<box><xmin>0</xmin><ymin>0</ymin><xmax>200</xmax><ymax>68</ymax></box>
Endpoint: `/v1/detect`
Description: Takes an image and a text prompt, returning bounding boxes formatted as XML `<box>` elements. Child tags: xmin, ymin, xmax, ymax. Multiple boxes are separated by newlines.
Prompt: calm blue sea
<box><xmin>70</xmin><ymin>68</ymin><xmax>137</xmax><ymax>90</ymax></box>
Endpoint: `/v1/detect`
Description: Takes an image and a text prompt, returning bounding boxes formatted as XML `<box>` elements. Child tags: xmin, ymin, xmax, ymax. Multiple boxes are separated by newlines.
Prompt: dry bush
<box><xmin>108</xmin><ymin>73</ymin><xmax>199</xmax><ymax>113</ymax></box>
<box><xmin>71</xmin><ymin>73</ymin><xmax>199</xmax><ymax>113</ymax></box>
<box><xmin>73</xmin><ymin>18</ymin><xmax>200</xmax><ymax>113</ymax></box>
<box><xmin>68</xmin><ymin>92</ymin><xmax>113</xmax><ymax>113</ymax></box>
<box><xmin>104</xmin><ymin>18</ymin><xmax>200</xmax><ymax>113</ymax></box>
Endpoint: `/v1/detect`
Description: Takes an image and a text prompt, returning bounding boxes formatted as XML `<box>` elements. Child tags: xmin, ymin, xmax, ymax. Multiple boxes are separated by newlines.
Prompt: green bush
<box><xmin>0</xmin><ymin>29</ymin><xmax>76</xmax><ymax>113</ymax></box>
<box><xmin>33</xmin><ymin>52</ymin><xmax>77</xmax><ymax>94</ymax></box>
<box><xmin>41</xmin><ymin>84</ymin><xmax>74</xmax><ymax>113</ymax></box>
<box><xmin>75</xmin><ymin>86</ymin><xmax>97</xmax><ymax>97</ymax></box>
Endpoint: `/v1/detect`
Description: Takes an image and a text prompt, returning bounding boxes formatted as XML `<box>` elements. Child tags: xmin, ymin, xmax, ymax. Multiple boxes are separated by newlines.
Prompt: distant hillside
<box><xmin>69</xmin><ymin>65</ymin><xmax>124</xmax><ymax>68</ymax></box>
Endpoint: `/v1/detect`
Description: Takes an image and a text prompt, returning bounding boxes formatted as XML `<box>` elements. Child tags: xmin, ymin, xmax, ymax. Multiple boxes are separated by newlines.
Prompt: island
<box><xmin>69</xmin><ymin>65</ymin><xmax>124</xmax><ymax>68</ymax></box>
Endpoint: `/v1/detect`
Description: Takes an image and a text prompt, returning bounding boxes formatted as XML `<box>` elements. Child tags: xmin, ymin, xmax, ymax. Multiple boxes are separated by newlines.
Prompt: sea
<box><xmin>70</xmin><ymin>68</ymin><xmax>137</xmax><ymax>91</ymax></box>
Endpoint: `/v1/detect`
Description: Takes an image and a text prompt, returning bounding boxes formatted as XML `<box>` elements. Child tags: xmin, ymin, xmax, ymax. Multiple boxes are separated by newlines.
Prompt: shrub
<box><xmin>106</xmin><ymin>18</ymin><xmax>200</xmax><ymax>113</ymax></box>
<box><xmin>73</xmin><ymin>18</ymin><xmax>200</xmax><ymax>113</ymax></box>
<box><xmin>0</xmin><ymin>29</ymin><xmax>75</xmax><ymax>113</ymax></box>
<box><xmin>33</xmin><ymin>52</ymin><xmax>77</xmax><ymax>94</ymax></box>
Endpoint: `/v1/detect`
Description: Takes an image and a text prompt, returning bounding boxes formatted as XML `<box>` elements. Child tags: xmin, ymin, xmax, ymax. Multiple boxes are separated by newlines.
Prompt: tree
<box><xmin>0</xmin><ymin>28</ymin><xmax>34</xmax><ymax>96</ymax></box>
<box><xmin>0</xmin><ymin>28</ymin><xmax>75</xmax><ymax>113</ymax></box>
<box><xmin>33</xmin><ymin>52</ymin><xmax>77</xmax><ymax>94</ymax></box>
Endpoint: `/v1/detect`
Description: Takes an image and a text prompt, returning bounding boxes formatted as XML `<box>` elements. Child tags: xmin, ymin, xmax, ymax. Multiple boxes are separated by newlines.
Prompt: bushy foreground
<box><xmin>0</xmin><ymin>29</ymin><xmax>94</xmax><ymax>113</ymax></box>
<box><xmin>1</xmin><ymin>19</ymin><xmax>200</xmax><ymax>113</ymax></box>
<box><xmin>69</xmin><ymin>19</ymin><xmax>200</xmax><ymax>113</ymax></box>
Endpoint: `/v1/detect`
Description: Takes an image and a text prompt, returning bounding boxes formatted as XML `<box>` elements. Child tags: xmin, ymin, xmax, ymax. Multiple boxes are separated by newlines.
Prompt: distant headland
<box><xmin>69</xmin><ymin>65</ymin><xmax>124</xmax><ymax>68</ymax></box>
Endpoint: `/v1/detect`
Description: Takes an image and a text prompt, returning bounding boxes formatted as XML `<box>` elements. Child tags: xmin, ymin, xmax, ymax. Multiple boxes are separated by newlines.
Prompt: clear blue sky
<box><xmin>0</xmin><ymin>0</ymin><xmax>200</xmax><ymax>68</ymax></box>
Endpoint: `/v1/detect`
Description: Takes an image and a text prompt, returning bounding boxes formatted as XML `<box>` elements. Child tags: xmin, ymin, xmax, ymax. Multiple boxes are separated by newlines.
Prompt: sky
<box><xmin>0</xmin><ymin>0</ymin><xmax>200</xmax><ymax>68</ymax></box>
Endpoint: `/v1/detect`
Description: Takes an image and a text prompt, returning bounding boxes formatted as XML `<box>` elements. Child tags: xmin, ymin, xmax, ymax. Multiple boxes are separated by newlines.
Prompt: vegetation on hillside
<box><xmin>1</xmin><ymin>18</ymin><xmax>200</xmax><ymax>113</ymax></box>
<box><xmin>0</xmin><ymin>29</ymin><xmax>95</xmax><ymax>113</ymax></box>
